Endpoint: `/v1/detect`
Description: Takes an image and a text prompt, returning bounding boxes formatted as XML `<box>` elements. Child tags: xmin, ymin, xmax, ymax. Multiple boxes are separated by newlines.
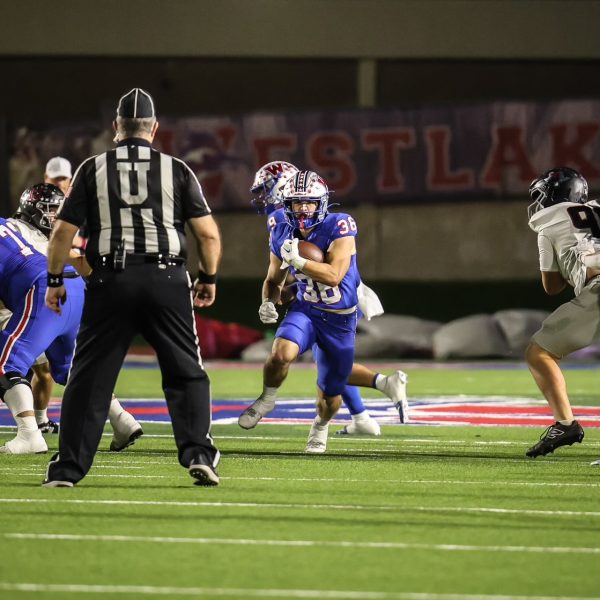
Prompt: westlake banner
<box><xmin>15</xmin><ymin>99</ymin><xmax>600</xmax><ymax>209</ymax></box>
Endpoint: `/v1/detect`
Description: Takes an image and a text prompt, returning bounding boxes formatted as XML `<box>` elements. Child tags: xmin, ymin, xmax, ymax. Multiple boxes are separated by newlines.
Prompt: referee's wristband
<box><xmin>197</xmin><ymin>271</ymin><xmax>217</xmax><ymax>284</ymax></box>
<box><xmin>47</xmin><ymin>272</ymin><xmax>64</xmax><ymax>287</ymax></box>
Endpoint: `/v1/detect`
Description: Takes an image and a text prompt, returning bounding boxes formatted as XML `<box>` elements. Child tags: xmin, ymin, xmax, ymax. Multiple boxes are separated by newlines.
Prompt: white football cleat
<box><xmin>305</xmin><ymin>420</ymin><xmax>329</xmax><ymax>454</ymax></box>
<box><xmin>110</xmin><ymin>410</ymin><xmax>144</xmax><ymax>452</ymax></box>
<box><xmin>0</xmin><ymin>429</ymin><xmax>48</xmax><ymax>454</ymax></box>
<box><xmin>382</xmin><ymin>370</ymin><xmax>409</xmax><ymax>423</ymax></box>
<box><xmin>238</xmin><ymin>396</ymin><xmax>276</xmax><ymax>430</ymax></box>
<box><xmin>42</xmin><ymin>479</ymin><xmax>74</xmax><ymax>488</ymax></box>
<box><xmin>591</xmin><ymin>458</ymin><xmax>600</xmax><ymax>466</ymax></box>
<box><xmin>336</xmin><ymin>415</ymin><xmax>381</xmax><ymax>436</ymax></box>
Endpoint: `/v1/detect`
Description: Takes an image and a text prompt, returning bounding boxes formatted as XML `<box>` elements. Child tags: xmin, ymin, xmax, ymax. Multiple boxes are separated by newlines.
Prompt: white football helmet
<box><xmin>250</xmin><ymin>161</ymin><xmax>299</xmax><ymax>214</ymax></box>
<box><xmin>282</xmin><ymin>170</ymin><xmax>329</xmax><ymax>229</ymax></box>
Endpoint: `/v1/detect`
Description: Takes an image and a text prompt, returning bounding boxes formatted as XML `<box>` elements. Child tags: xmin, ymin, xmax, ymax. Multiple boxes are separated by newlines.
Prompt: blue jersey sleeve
<box><xmin>326</xmin><ymin>212</ymin><xmax>358</xmax><ymax>242</ymax></box>
<box><xmin>269</xmin><ymin>221</ymin><xmax>289</xmax><ymax>261</ymax></box>
<box><xmin>266</xmin><ymin>207</ymin><xmax>286</xmax><ymax>234</ymax></box>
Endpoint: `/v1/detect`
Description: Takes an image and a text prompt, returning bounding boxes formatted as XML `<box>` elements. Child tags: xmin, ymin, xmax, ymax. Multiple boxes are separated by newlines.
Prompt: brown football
<box><xmin>298</xmin><ymin>240</ymin><xmax>325</xmax><ymax>263</ymax></box>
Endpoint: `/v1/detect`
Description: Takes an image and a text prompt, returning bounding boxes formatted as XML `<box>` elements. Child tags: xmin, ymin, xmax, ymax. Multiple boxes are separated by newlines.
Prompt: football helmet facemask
<box><xmin>250</xmin><ymin>161</ymin><xmax>299</xmax><ymax>214</ymax></box>
<box><xmin>14</xmin><ymin>183</ymin><xmax>64</xmax><ymax>237</ymax></box>
<box><xmin>528</xmin><ymin>167</ymin><xmax>588</xmax><ymax>219</ymax></box>
<box><xmin>282</xmin><ymin>170</ymin><xmax>329</xmax><ymax>229</ymax></box>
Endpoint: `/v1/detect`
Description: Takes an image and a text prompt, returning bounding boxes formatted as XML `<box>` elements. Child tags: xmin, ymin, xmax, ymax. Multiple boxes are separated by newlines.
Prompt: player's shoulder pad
<box><xmin>266</xmin><ymin>207</ymin><xmax>286</xmax><ymax>232</ymax></box>
<box><xmin>325</xmin><ymin>212</ymin><xmax>358</xmax><ymax>238</ymax></box>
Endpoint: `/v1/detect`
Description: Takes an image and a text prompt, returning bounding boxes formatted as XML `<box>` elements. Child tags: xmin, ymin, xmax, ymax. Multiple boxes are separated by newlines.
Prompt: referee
<box><xmin>43</xmin><ymin>88</ymin><xmax>222</xmax><ymax>487</ymax></box>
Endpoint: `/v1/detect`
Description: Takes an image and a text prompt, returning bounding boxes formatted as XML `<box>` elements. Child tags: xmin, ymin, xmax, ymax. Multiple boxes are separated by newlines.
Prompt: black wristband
<box><xmin>47</xmin><ymin>272</ymin><xmax>64</xmax><ymax>287</ymax></box>
<box><xmin>197</xmin><ymin>271</ymin><xmax>217</xmax><ymax>284</ymax></box>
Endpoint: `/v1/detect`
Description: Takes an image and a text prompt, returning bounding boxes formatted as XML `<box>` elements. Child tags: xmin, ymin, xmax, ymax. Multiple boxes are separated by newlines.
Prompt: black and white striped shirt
<box><xmin>58</xmin><ymin>138</ymin><xmax>211</xmax><ymax>263</ymax></box>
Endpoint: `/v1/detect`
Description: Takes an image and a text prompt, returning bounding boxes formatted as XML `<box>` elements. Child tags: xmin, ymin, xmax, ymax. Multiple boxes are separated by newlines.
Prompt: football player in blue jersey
<box><xmin>0</xmin><ymin>184</ymin><xmax>141</xmax><ymax>454</ymax></box>
<box><xmin>242</xmin><ymin>169</ymin><xmax>403</xmax><ymax>453</ymax></box>
<box><xmin>241</xmin><ymin>162</ymin><xmax>408</xmax><ymax>439</ymax></box>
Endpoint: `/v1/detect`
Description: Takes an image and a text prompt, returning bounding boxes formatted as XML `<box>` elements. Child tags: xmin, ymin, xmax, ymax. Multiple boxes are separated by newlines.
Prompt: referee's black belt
<box><xmin>95</xmin><ymin>253</ymin><xmax>185</xmax><ymax>267</ymax></box>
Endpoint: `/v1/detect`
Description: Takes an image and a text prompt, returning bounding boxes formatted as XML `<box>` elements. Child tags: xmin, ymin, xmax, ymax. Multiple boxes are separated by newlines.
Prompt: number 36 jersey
<box><xmin>270</xmin><ymin>212</ymin><xmax>361</xmax><ymax>311</ymax></box>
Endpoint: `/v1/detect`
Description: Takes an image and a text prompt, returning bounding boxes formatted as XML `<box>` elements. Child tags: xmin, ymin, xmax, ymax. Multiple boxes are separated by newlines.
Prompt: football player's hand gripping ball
<box><xmin>280</xmin><ymin>238</ymin><xmax>307</xmax><ymax>271</ymax></box>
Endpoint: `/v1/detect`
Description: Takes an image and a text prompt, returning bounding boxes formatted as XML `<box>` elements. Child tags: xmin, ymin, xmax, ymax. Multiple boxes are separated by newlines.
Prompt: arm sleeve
<box><xmin>538</xmin><ymin>234</ymin><xmax>559</xmax><ymax>271</ymax></box>
<box><xmin>56</xmin><ymin>157</ymin><xmax>94</xmax><ymax>228</ymax></box>
<box><xmin>179</xmin><ymin>161</ymin><xmax>211</xmax><ymax>219</ymax></box>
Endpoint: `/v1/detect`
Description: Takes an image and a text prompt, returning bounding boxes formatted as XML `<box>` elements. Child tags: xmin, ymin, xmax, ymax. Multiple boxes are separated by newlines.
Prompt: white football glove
<box><xmin>280</xmin><ymin>238</ymin><xmax>307</xmax><ymax>271</ymax></box>
<box><xmin>576</xmin><ymin>236</ymin><xmax>600</xmax><ymax>268</ymax></box>
<box><xmin>258</xmin><ymin>300</ymin><xmax>279</xmax><ymax>324</ymax></box>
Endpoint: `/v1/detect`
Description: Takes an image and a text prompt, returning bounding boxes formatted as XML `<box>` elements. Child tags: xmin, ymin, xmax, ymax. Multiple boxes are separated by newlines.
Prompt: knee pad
<box><xmin>0</xmin><ymin>372</ymin><xmax>33</xmax><ymax>416</ymax></box>
<box><xmin>0</xmin><ymin>371</ymin><xmax>32</xmax><ymax>394</ymax></box>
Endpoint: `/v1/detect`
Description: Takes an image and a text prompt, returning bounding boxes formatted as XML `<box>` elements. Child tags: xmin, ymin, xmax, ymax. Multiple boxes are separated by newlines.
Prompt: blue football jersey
<box><xmin>265</xmin><ymin>206</ymin><xmax>286</xmax><ymax>233</ymax></box>
<box><xmin>0</xmin><ymin>218</ymin><xmax>48</xmax><ymax>310</ymax></box>
<box><xmin>270</xmin><ymin>211</ymin><xmax>361</xmax><ymax>310</ymax></box>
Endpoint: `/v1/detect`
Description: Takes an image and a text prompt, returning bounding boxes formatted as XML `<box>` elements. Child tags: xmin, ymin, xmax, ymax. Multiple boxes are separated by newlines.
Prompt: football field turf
<box><xmin>0</xmin><ymin>364</ymin><xmax>599</xmax><ymax>599</ymax></box>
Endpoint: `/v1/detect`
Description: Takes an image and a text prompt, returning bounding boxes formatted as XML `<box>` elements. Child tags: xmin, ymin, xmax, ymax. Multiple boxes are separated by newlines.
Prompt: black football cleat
<box><xmin>189</xmin><ymin>457</ymin><xmax>219</xmax><ymax>487</ymax></box>
<box><xmin>526</xmin><ymin>421</ymin><xmax>584</xmax><ymax>458</ymax></box>
<box><xmin>38</xmin><ymin>419</ymin><xmax>59</xmax><ymax>434</ymax></box>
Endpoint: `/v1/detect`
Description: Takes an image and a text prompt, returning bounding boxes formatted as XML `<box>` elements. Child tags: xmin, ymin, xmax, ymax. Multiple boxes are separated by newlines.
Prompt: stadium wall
<box><xmin>193</xmin><ymin>200</ymin><xmax>568</xmax><ymax>328</ymax></box>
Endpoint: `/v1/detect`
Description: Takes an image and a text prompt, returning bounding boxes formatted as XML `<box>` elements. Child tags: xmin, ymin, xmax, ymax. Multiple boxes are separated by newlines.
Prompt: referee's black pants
<box><xmin>47</xmin><ymin>261</ymin><xmax>219</xmax><ymax>484</ymax></box>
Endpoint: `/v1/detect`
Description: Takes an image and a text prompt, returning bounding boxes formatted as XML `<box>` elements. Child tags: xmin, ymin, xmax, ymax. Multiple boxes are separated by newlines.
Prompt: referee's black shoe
<box><xmin>526</xmin><ymin>421</ymin><xmax>584</xmax><ymax>458</ymax></box>
<box><xmin>189</xmin><ymin>456</ymin><xmax>219</xmax><ymax>487</ymax></box>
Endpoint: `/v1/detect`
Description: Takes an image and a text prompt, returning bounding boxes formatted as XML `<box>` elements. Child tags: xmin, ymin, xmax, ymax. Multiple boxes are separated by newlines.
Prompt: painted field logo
<box><xmin>1</xmin><ymin>396</ymin><xmax>599</xmax><ymax>428</ymax></box>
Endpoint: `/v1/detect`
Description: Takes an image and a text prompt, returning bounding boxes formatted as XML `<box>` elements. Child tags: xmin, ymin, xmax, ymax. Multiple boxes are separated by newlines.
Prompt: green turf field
<box><xmin>0</xmin><ymin>365</ymin><xmax>599</xmax><ymax>599</ymax></box>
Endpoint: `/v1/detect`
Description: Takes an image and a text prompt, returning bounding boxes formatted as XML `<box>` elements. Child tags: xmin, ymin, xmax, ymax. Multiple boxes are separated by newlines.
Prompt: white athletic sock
<box><xmin>351</xmin><ymin>411</ymin><xmax>369</xmax><ymax>422</ymax></box>
<box><xmin>15</xmin><ymin>415</ymin><xmax>38</xmax><ymax>432</ymax></box>
<box><xmin>314</xmin><ymin>416</ymin><xmax>329</xmax><ymax>428</ymax></box>
<box><xmin>558</xmin><ymin>419</ymin><xmax>574</xmax><ymax>426</ymax></box>
<box><xmin>4</xmin><ymin>383</ymin><xmax>34</xmax><ymax>418</ymax></box>
<box><xmin>261</xmin><ymin>386</ymin><xmax>278</xmax><ymax>402</ymax></box>
<box><xmin>108</xmin><ymin>396</ymin><xmax>124</xmax><ymax>421</ymax></box>
<box><xmin>35</xmin><ymin>409</ymin><xmax>48</xmax><ymax>425</ymax></box>
<box><xmin>374</xmin><ymin>374</ymin><xmax>386</xmax><ymax>391</ymax></box>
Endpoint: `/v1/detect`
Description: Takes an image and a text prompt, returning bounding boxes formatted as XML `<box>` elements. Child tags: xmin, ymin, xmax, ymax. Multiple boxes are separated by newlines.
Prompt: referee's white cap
<box><xmin>116</xmin><ymin>88</ymin><xmax>155</xmax><ymax>118</ymax></box>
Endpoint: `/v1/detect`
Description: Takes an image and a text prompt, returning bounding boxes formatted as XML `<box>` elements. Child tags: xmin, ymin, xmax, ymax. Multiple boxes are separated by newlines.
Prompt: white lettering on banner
<box><xmin>117</xmin><ymin>162</ymin><xmax>150</xmax><ymax>205</ymax></box>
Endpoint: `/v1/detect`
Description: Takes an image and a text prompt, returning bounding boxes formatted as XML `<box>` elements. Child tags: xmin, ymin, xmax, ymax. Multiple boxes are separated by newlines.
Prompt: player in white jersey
<box><xmin>524</xmin><ymin>167</ymin><xmax>597</xmax><ymax>459</ymax></box>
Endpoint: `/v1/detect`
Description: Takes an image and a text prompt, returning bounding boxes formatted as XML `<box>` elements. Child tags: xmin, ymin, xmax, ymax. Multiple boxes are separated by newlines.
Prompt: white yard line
<box><xmin>2</xmin><ymin>532</ymin><xmax>600</xmax><ymax>555</ymax></box>
<box><xmin>0</xmin><ymin>498</ymin><xmax>598</xmax><ymax>518</ymax></box>
<box><xmin>0</xmin><ymin>582</ymin><xmax>598</xmax><ymax>600</ymax></box>
<box><xmin>1</xmin><ymin>466</ymin><xmax>599</xmax><ymax>488</ymax></box>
